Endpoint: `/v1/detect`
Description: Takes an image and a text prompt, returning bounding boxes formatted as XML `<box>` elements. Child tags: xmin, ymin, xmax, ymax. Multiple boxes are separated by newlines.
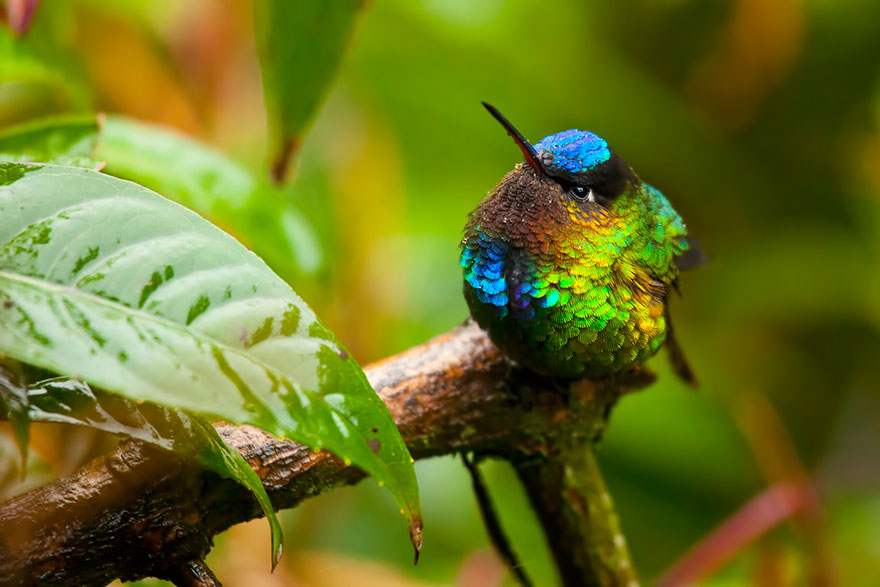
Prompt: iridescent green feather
<box><xmin>461</xmin><ymin>155</ymin><xmax>689</xmax><ymax>378</ymax></box>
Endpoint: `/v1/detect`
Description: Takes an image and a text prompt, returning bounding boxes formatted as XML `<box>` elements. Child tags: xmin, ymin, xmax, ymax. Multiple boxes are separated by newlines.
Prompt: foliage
<box><xmin>254</xmin><ymin>0</ymin><xmax>363</xmax><ymax>182</ymax></box>
<box><xmin>0</xmin><ymin>115</ymin><xmax>98</xmax><ymax>166</ymax></box>
<box><xmin>3</xmin><ymin>374</ymin><xmax>283</xmax><ymax>562</ymax></box>
<box><xmin>0</xmin><ymin>0</ymin><xmax>420</xmax><ymax>570</ymax></box>
<box><xmin>1</xmin><ymin>0</ymin><xmax>880</xmax><ymax>584</ymax></box>
<box><xmin>95</xmin><ymin>115</ymin><xmax>325</xmax><ymax>280</ymax></box>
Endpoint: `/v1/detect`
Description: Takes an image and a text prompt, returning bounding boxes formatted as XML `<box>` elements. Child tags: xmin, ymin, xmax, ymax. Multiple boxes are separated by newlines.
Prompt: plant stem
<box><xmin>463</xmin><ymin>453</ymin><xmax>534</xmax><ymax>587</ymax></box>
<box><xmin>515</xmin><ymin>447</ymin><xmax>639</xmax><ymax>587</ymax></box>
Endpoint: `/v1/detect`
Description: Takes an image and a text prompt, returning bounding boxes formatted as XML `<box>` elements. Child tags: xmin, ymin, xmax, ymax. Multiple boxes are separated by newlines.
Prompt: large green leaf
<box><xmin>97</xmin><ymin>116</ymin><xmax>255</xmax><ymax>217</ymax></box>
<box><xmin>96</xmin><ymin>115</ymin><xmax>323</xmax><ymax>277</ymax></box>
<box><xmin>0</xmin><ymin>114</ymin><xmax>99</xmax><ymax>166</ymax></box>
<box><xmin>0</xmin><ymin>163</ymin><xmax>421</xmax><ymax>553</ymax></box>
<box><xmin>13</xmin><ymin>375</ymin><xmax>284</xmax><ymax>565</ymax></box>
<box><xmin>254</xmin><ymin>0</ymin><xmax>362</xmax><ymax>182</ymax></box>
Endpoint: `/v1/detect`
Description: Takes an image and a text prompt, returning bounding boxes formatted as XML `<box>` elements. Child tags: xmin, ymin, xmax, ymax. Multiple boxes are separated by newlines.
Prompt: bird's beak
<box><xmin>482</xmin><ymin>102</ymin><xmax>545</xmax><ymax>176</ymax></box>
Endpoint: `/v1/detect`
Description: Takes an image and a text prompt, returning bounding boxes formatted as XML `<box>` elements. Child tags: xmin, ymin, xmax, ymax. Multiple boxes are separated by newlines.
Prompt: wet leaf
<box><xmin>254</xmin><ymin>0</ymin><xmax>362</xmax><ymax>183</ymax></box>
<box><xmin>0</xmin><ymin>115</ymin><xmax>100</xmax><ymax>166</ymax></box>
<box><xmin>22</xmin><ymin>376</ymin><xmax>283</xmax><ymax>565</ymax></box>
<box><xmin>96</xmin><ymin>115</ymin><xmax>323</xmax><ymax>276</ymax></box>
<box><xmin>0</xmin><ymin>162</ymin><xmax>420</xmax><ymax>559</ymax></box>
<box><xmin>97</xmin><ymin>115</ymin><xmax>255</xmax><ymax>216</ymax></box>
<box><xmin>0</xmin><ymin>357</ymin><xmax>29</xmax><ymax>466</ymax></box>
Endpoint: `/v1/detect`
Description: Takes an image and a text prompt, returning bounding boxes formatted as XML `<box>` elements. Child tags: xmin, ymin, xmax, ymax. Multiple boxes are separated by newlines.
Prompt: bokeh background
<box><xmin>2</xmin><ymin>0</ymin><xmax>880</xmax><ymax>584</ymax></box>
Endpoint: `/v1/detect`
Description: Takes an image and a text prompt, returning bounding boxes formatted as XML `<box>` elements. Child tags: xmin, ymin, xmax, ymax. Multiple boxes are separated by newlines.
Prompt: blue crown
<box><xmin>534</xmin><ymin>129</ymin><xmax>610</xmax><ymax>175</ymax></box>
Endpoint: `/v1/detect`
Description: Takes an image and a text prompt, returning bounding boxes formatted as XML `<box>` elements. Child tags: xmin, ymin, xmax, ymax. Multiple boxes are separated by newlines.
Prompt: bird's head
<box><xmin>470</xmin><ymin>103</ymin><xmax>651</xmax><ymax>248</ymax></box>
<box><xmin>466</xmin><ymin>103</ymin><xmax>693</xmax><ymax>280</ymax></box>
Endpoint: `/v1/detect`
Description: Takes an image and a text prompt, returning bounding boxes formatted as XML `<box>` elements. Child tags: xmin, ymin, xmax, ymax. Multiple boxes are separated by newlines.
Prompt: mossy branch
<box><xmin>0</xmin><ymin>322</ymin><xmax>650</xmax><ymax>586</ymax></box>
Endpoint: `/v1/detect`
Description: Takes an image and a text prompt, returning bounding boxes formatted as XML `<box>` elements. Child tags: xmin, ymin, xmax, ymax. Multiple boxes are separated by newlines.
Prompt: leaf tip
<box><xmin>15</xmin><ymin>434</ymin><xmax>30</xmax><ymax>480</ymax></box>
<box><xmin>271</xmin><ymin>541</ymin><xmax>284</xmax><ymax>571</ymax></box>
<box><xmin>270</xmin><ymin>136</ymin><xmax>300</xmax><ymax>185</ymax></box>
<box><xmin>409</xmin><ymin>514</ymin><xmax>423</xmax><ymax>566</ymax></box>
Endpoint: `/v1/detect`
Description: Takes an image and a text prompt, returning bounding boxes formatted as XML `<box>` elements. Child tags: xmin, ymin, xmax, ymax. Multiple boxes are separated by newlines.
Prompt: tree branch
<box><xmin>515</xmin><ymin>444</ymin><xmax>638</xmax><ymax>586</ymax></box>
<box><xmin>0</xmin><ymin>322</ymin><xmax>651</xmax><ymax>586</ymax></box>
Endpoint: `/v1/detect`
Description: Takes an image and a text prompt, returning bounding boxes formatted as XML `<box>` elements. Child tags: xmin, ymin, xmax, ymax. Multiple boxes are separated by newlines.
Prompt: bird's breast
<box><xmin>461</xmin><ymin>230</ymin><xmax>668</xmax><ymax>377</ymax></box>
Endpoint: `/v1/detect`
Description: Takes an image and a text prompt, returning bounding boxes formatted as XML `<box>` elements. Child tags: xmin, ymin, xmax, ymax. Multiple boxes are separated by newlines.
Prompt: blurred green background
<box><xmin>2</xmin><ymin>0</ymin><xmax>880</xmax><ymax>584</ymax></box>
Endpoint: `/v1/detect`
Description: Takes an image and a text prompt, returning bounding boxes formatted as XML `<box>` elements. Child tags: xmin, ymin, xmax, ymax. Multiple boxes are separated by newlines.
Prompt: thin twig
<box><xmin>462</xmin><ymin>452</ymin><xmax>534</xmax><ymax>587</ymax></box>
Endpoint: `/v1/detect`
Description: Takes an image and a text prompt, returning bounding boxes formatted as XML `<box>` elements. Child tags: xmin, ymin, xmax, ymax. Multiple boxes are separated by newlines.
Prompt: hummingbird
<box><xmin>460</xmin><ymin>103</ymin><xmax>700</xmax><ymax>382</ymax></box>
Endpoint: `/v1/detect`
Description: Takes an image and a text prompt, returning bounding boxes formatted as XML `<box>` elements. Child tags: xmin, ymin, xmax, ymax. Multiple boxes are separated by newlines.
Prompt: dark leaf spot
<box><xmin>11</xmin><ymin>303</ymin><xmax>50</xmax><ymax>346</ymax></box>
<box><xmin>247</xmin><ymin>317</ymin><xmax>274</xmax><ymax>348</ymax></box>
<box><xmin>72</xmin><ymin>246</ymin><xmax>100</xmax><ymax>274</ymax></box>
<box><xmin>78</xmin><ymin>272</ymin><xmax>105</xmax><ymax>286</ymax></box>
<box><xmin>280</xmin><ymin>305</ymin><xmax>300</xmax><ymax>336</ymax></box>
<box><xmin>186</xmin><ymin>296</ymin><xmax>211</xmax><ymax>325</ymax></box>
<box><xmin>62</xmin><ymin>298</ymin><xmax>107</xmax><ymax>347</ymax></box>
<box><xmin>211</xmin><ymin>347</ymin><xmax>265</xmax><ymax>424</ymax></box>
<box><xmin>30</xmin><ymin>225</ymin><xmax>51</xmax><ymax>245</ymax></box>
<box><xmin>367</xmin><ymin>438</ymin><xmax>381</xmax><ymax>454</ymax></box>
<box><xmin>138</xmin><ymin>271</ymin><xmax>164</xmax><ymax>308</ymax></box>
<box><xmin>0</xmin><ymin>163</ymin><xmax>40</xmax><ymax>185</ymax></box>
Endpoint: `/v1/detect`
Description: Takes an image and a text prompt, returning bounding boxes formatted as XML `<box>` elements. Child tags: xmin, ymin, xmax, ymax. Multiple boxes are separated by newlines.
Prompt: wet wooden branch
<box><xmin>0</xmin><ymin>322</ymin><xmax>651</xmax><ymax>586</ymax></box>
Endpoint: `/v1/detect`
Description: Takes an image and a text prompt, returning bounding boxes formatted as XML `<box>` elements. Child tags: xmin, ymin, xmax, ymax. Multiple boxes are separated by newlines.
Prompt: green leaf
<box><xmin>96</xmin><ymin>115</ymin><xmax>323</xmax><ymax>276</ymax></box>
<box><xmin>0</xmin><ymin>424</ymin><xmax>52</xmax><ymax>499</ymax></box>
<box><xmin>0</xmin><ymin>115</ymin><xmax>100</xmax><ymax>166</ymax></box>
<box><xmin>21</xmin><ymin>376</ymin><xmax>283</xmax><ymax>566</ymax></box>
<box><xmin>0</xmin><ymin>27</ymin><xmax>89</xmax><ymax>124</ymax></box>
<box><xmin>0</xmin><ymin>163</ymin><xmax>421</xmax><ymax>556</ymax></box>
<box><xmin>0</xmin><ymin>358</ymin><xmax>29</xmax><ymax>467</ymax></box>
<box><xmin>254</xmin><ymin>0</ymin><xmax>362</xmax><ymax>183</ymax></box>
<box><xmin>0</xmin><ymin>27</ymin><xmax>59</xmax><ymax>85</ymax></box>
<box><xmin>97</xmin><ymin>115</ymin><xmax>256</xmax><ymax>217</ymax></box>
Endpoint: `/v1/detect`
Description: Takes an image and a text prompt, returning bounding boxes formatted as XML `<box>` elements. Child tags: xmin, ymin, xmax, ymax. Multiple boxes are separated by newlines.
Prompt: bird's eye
<box><xmin>569</xmin><ymin>186</ymin><xmax>596</xmax><ymax>203</ymax></box>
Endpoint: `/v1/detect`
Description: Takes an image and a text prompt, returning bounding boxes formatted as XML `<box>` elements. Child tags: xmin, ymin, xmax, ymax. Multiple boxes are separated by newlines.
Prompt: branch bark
<box><xmin>0</xmin><ymin>322</ymin><xmax>650</xmax><ymax>586</ymax></box>
<box><xmin>515</xmin><ymin>446</ymin><xmax>638</xmax><ymax>586</ymax></box>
